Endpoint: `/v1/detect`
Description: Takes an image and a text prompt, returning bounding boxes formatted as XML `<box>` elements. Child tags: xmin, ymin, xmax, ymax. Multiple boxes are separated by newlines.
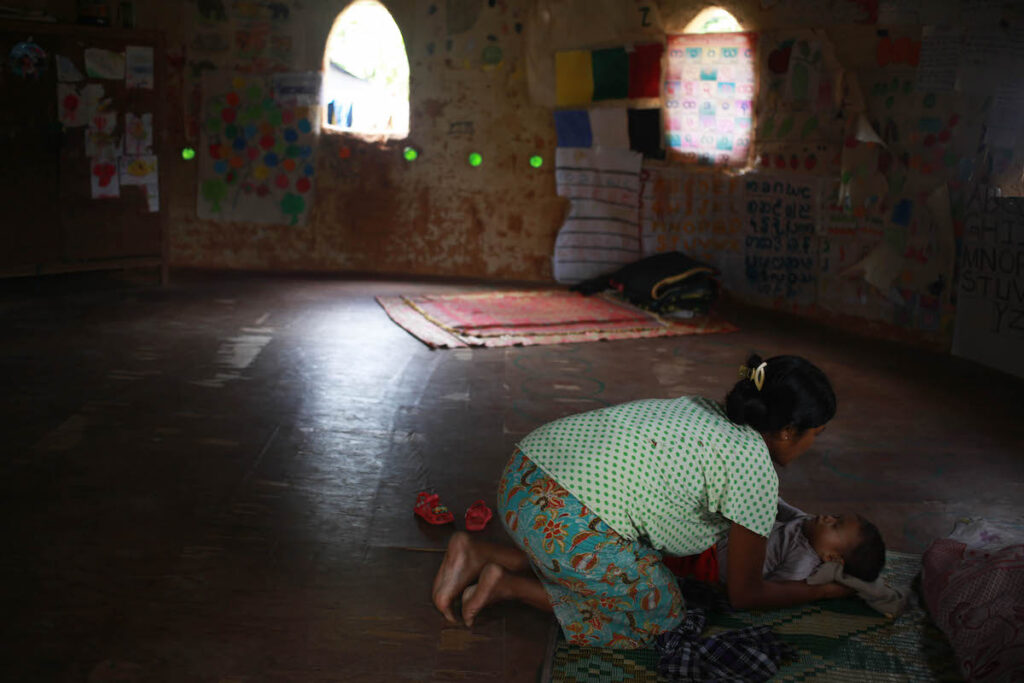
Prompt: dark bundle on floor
<box><xmin>569</xmin><ymin>251</ymin><xmax>720</xmax><ymax>315</ymax></box>
<box><xmin>655</xmin><ymin>579</ymin><xmax>797</xmax><ymax>682</ymax></box>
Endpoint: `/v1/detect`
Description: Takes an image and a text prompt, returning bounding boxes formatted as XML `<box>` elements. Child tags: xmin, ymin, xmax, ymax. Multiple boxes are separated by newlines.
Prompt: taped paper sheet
<box><xmin>953</xmin><ymin>195</ymin><xmax>1024</xmax><ymax>379</ymax></box>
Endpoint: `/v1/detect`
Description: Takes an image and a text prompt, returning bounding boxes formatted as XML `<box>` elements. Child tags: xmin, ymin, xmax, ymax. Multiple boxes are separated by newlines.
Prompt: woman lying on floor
<box><xmin>432</xmin><ymin>353</ymin><xmax>854</xmax><ymax>648</ymax></box>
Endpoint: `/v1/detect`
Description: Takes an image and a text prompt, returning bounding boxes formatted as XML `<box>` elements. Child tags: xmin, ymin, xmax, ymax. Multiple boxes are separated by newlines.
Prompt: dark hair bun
<box><xmin>725</xmin><ymin>354</ymin><xmax>767</xmax><ymax>426</ymax></box>
<box><xmin>725</xmin><ymin>353</ymin><xmax>835</xmax><ymax>433</ymax></box>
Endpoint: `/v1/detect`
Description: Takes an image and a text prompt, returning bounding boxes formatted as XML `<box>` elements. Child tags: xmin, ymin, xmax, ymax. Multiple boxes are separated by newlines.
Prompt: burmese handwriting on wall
<box><xmin>742</xmin><ymin>176</ymin><xmax>820</xmax><ymax>304</ymax></box>
<box><xmin>953</xmin><ymin>192</ymin><xmax>1024</xmax><ymax>379</ymax></box>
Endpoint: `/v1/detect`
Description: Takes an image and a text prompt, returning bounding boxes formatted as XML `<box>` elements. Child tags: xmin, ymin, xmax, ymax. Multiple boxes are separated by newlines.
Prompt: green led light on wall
<box><xmin>403</xmin><ymin>146</ymin><xmax>418</xmax><ymax>161</ymax></box>
<box><xmin>181</xmin><ymin>147</ymin><xmax>196</xmax><ymax>161</ymax></box>
<box><xmin>468</xmin><ymin>152</ymin><xmax>483</xmax><ymax>167</ymax></box>
<box><xmin>529</xmin><ymin>155</ymin><xmax>543</xmax><ymax>168</ymax></box>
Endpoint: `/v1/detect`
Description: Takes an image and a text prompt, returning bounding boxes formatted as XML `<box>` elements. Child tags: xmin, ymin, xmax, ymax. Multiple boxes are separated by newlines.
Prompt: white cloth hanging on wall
<box><xmin>552</xmin><ymin>147</ymin><xmax>643</xmax><ymax>284</ymax></box>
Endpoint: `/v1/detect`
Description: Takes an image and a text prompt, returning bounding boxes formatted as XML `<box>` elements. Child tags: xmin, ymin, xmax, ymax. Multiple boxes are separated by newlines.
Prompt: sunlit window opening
<box><xmin>683</xmin><ymin>7</ymin><xmax>743</xmax><ymax>34</ymax></box>
<box><xmin>322</xmin><ymin>0</ymin><xmax>409</xmax><ymax>137</ymax></box>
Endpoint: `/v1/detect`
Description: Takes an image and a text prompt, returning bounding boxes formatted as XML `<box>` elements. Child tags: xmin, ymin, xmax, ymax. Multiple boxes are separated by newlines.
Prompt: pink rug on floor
<box><xmin>376</xmin><ymin>289</ymin><xmax>737</xmax><ymax>349</ymax></box>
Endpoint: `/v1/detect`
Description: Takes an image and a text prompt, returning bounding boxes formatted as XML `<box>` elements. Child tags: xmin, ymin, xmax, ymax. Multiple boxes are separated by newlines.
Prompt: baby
<box><xmin>717</xmin><ymin>499</ymin><xmax>886</xmax><ymax>583</ymax></box>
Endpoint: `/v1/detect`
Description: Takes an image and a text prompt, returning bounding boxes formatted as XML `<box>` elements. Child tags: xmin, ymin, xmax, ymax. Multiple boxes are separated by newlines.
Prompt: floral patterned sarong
<box><xmin>497</xmin><ymin>449</ymin><xmax>685</xmax><ymax>648</ymax></box>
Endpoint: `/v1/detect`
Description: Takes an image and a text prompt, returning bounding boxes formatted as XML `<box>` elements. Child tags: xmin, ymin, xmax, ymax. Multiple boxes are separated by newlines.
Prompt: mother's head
<box><xmin>725</xmin><ymin>354</ymin><xmax>836</xmax><ymax>466</ymax></box>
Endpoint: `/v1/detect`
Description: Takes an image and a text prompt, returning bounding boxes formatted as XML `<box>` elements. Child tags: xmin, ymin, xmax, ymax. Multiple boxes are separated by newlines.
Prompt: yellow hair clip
<box><xmin>738</xmin><ymin>362</ymin><xmax>767</xmax><ymax>391</ymax></box>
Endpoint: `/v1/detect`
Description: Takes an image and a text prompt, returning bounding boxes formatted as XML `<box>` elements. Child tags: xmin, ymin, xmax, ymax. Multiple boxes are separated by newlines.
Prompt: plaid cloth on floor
<box><xmin>655</xmin><ymin>579</ymin><xmax>797</xmax><ymax>682</ymax></box>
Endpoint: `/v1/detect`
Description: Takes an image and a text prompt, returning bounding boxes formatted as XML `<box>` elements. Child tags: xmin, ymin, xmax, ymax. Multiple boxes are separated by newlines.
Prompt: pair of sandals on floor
<box><xmin>414</xmin><ymin>492</ymin><xmax>493</xmax><ymax>531</ymax></box>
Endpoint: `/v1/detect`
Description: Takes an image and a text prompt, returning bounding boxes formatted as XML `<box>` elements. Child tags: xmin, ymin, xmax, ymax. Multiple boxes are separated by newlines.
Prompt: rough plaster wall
<box><xmin>152</xmin><ymin>0</ymin><xmax>846</xmax><ymax>281</ymax></box>
<box><xmin>6</xmin><ymin>0</ymin><xmax>599</xmax><ymax>280</ymax></box>
<box><xmin>165</xmin><ymin>0</ymin><xmax>566</xmax><ymax>280</ymax></box>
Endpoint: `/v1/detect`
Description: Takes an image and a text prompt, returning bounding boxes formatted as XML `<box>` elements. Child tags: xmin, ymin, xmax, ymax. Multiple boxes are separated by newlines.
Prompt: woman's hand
<box><xmin>726</xmin><ymin>522</ymin><xmax>854</xmax><ymax>609</ymax></box>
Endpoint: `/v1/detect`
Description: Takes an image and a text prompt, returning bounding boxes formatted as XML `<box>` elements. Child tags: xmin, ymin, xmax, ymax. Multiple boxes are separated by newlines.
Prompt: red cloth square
<box><xmin>663</xmin><ymin>545</ymin><xmax>719</xmax><ymax>583</ymax></box>
<box><xmin>629</xmin><ymin>43</ymin><xmax>663</xmax><ymax>99</ymax></box>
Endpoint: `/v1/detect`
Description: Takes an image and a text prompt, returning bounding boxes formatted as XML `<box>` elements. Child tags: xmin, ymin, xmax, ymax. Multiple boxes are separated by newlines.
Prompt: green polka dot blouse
<box><xmin>517</xmin><ymin>396</ymin><xmax>778</xmax><ymax>556</ymax></box>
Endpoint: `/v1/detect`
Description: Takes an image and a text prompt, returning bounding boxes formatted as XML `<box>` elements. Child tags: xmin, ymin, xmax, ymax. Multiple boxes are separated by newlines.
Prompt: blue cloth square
<box><xmin>891</xmin><ymin>198</ymin><xmax>913</xmax><ymax>227</ymax></box>
<box><xmin>554</xmin><ymin>110</ymin><xmax>593</xmax><ymax>148</ymax></box>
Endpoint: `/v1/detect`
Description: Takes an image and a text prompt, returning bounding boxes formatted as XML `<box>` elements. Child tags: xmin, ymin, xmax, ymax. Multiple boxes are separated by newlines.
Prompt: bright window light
<box><xmin>683</xmin><ymin>7</ymin><xmax>743</xmax><ymax>34</ymax></box>
<box><xmin>323</xmin><ymin>0</ymin><xmax>409</xmax><ymax>137</ymax></box>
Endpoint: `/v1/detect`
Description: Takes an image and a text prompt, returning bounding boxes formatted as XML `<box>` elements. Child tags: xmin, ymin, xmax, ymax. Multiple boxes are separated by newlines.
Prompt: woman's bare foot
<box><xmin>461</xmin><ymin>563</ymin><xmax>507</xmax><ymax>627</ymax></box>
<box><xmin>432</xmin><ymin>532</ymin><xmax>485</xmax><ymax>623</ymax></box>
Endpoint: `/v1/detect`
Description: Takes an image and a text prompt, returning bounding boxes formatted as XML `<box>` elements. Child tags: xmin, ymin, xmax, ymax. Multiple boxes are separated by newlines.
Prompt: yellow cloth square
<box><xmin>555</xmin><ymin>50</ymin><xmax>594</xmax><ymax>107</ymax></box>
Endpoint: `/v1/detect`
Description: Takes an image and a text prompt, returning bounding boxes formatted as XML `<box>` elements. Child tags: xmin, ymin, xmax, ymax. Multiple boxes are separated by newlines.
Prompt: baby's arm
<box><xmin>765</xmin><ymin>546</ymin><xmax>823</xmax><ymax>581</ymax></box>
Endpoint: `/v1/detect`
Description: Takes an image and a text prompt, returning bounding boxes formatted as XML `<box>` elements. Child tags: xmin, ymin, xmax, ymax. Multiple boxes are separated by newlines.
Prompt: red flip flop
<box><xmin>464</xmin><ymin>499</ymin><xmax>493</xmax><ymax>531</ymax></box>
<box><xmin>414</xmin><ymin>492</ymin><xmax>454</xmax><ymax>525</ymax></box>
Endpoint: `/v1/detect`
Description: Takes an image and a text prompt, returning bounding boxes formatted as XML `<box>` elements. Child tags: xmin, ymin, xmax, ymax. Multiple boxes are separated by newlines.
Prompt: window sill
<box><xmin>321</xmin><ymin>124</ymin><xmax>409</xmax><ymax>143</ymax></box>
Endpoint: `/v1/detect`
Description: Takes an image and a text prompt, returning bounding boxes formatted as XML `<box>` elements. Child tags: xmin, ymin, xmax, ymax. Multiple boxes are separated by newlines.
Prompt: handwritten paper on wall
<box><xmin>271</xmin><ymin>72</ymin><xmax>322</xmax><ymax>106</ymax></box>
<box><xmin>664</xmin><ymin>32</ymin><xmax>757</xmax><ymax>167</ymax></box>
<box><xmin>958</xmin><ymin>25</ymin><xmax>1024</xmax><ymax>96</ymax></box>
<box><xmin>639</xmin><ymin>166</ymin><xmax>746</xmax><ymax>292</ymax></box>
<box><xmin>552</xmin><ymin>147</ymin><xmax>643</xmax><ymax>284</ymax></box>
<box><xmin>125</xmin><ymin>46</ymin><xmax>155</xmax><ymax>89</ymax></box>
<box><xmin>90</xmin><ymin>156</ymin><xmax>120</xmax><ymax>199</ymax></box>
<box><xmin>84</xmin><ymin>48</ymin><xmax>125</xmax><ymax>80</ymax></box>
<box><xmin>57</xmin><ymin>84</ymin><xmax>87</xmax><ymax>127</ymax></box>
<box><xmin>752</xmin><ymin>30</ymin><xmax>845</xmax><ymax>179</ymax></box>
<box><xmin>124</xmin><ymin>113</ymin><xmax>153</xmax><ymax>155</ymax></box>
<box><xmin>120</xmin><ymin>155</ymin><xmax>159</xmax><ymax>212</ymax></box>
<box><xmin>86</xmin><ymin>112</ymin><xmax>120</xmax><ymax>158</ymax></box>
<box><xmin>184</xmin><ymin>0</ymin><xmax>300</xmax><ymax>140</ymax></box>
<box><xmin>952</xmin><ymin>192</ymin><xmax>1024</xmax><ymax>379</ymax></box>
<box><xmin>741</xmin><ymin>175</ymin><xmax>821</xmax><ymax>304</ymax></box>
<box><xmin>985</xmin><ymin>85</ymin><xmax>1024</xmax><ymax>147</ymax></box>
<box><xmin>915</xmin><ymin>26</ymin><xmax>959</xmax><ymax>93</ymax></box>
<box><xmin>56</xmin><ymin>55</ymin><xmax>83</xmax><ymax>82</ymax></box>
<box><xmin>57</xmin><ymin>83</ymin><xmax>106</xmax><ymax>128</ymax></box>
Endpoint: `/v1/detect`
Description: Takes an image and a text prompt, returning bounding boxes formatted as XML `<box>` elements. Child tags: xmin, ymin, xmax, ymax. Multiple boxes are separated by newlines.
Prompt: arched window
<box><xmin>322</xmin><ymin>0</ymin><xmax>409</xmax><ymax>137</ymax></box>
<box><xmin>683</xmin><ymin>7</ymin><xmax>743</xmax><ymax>34</ymax></box>
<box><xmin>665</xmin><ymin>6</ymin><xmax>753</xmax><ymax>167</ymax></box>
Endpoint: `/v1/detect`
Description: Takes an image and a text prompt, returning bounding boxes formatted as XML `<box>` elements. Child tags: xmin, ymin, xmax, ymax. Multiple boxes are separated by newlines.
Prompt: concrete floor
<box><xmin>2</xmin><ymin>271</ymin><xmax>1022</xmax><ymax>682</ymax></box>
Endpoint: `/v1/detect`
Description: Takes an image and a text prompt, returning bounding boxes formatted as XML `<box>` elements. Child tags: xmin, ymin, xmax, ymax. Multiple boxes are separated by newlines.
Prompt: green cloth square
<box><xmin>591</xmin><ymin>47</ymin><xmax>629</xmax><ymax>101</ymax></box>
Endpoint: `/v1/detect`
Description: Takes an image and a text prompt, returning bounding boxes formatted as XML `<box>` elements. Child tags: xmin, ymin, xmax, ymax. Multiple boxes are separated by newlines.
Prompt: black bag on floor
<box><xmin>570</xmin><ymin>251</ymin><xmax>719</xmax><ymax>314</ymax></box>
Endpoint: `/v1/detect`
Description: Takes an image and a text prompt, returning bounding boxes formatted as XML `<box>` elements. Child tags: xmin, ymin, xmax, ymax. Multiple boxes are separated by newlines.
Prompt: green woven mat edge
<box><xmin>542</xmin><ymin>551</ymin><xmax>963</xmax><ymax>683</ymax></box>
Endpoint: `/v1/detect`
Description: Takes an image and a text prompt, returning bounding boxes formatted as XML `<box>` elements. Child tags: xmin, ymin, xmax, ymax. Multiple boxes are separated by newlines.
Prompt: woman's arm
<box><xmin>725</xmin><ymin>522</ymin><xmax>852</xmax><ymax>609</ymax></box>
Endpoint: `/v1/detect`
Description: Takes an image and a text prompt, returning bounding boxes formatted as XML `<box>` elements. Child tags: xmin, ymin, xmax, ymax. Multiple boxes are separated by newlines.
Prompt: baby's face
<box><xmin>802</xmin><ymin>513</ymin><xmax>862</xmax><ymax>563</ymax></box>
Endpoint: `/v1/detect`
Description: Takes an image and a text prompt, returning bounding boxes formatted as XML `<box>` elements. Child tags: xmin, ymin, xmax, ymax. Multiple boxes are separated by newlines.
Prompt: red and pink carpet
<box><xmin>376</xmin><ymin>289</ymin><xmax>737</xmax><ymax>349</ymax></box>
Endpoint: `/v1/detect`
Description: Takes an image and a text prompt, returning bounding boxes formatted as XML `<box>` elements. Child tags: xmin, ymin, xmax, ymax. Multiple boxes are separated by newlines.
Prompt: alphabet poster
<box><xmin>197</xmin><ymin>72</ymin><xmax>318</xmax><ymax>226</ymax></box>
<box><xmin>953</xmin><ymin>191</ymin><xmax>1024</xmax><ymax>379</ymax></box>
<box><xmin>664</xmin><ymin>32</ymin><xmax>757</xmax><ymax>167</ymax></box>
